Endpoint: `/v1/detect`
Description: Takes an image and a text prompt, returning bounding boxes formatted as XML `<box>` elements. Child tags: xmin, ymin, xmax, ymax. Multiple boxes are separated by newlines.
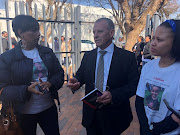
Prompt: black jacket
<box><xmin>0</xmin><ymin>42</ymin><xmax>64</xmax><ymax>112</ymax></box>
<box><xmin>143</xmin><ymin>41</ymin><xmax>153</xmax><ymax>59</ymax></box>
<box><xmin>75</xmin><ymin>45</ymin><xmax>139</xmax><ymax>133</ymax></box>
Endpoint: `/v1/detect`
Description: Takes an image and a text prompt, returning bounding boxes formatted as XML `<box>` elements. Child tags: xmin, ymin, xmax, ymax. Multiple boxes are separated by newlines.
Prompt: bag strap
<box><xmin>0</xmin><ymin>88</ymin><xmax>15</xmax><ymax>116</ymax></box>
<box><xmin>0</xmin><ymin>88</ymin><xmax>3</xmax><ymax>96</ymax></box>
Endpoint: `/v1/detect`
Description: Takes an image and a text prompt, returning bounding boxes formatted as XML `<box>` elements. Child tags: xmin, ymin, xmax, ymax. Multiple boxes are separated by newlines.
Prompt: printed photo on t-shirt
<box><xmin>33</xmin><ymin>61</ymin><xmax>48</xmax><ymax>80</ymax></box>
<box><xmin>144</xmin><ymin>83</ymin><xmax>164</xmax><ymax>111</ymax></box>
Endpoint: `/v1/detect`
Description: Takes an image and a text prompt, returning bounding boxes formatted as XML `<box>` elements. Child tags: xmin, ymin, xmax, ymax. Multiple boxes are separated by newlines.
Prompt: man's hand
<box><xmin>172</xmin><ymin>114</ymin><xmax>180</xmax><ymax>125</ymax></box>
<box><xmin>67</xmin><ymin>78</ymin><xmax>80</xmax><ymax>91</ymax></box>
<box><xmin>27</xmin><ymin>82</ymin><xmax>44</xmax><ymax>95</ymax></box>
<box><xmin>96</xmin><ymin>91</ymin><xmax>112</xmax><ymax>105</ymax></box>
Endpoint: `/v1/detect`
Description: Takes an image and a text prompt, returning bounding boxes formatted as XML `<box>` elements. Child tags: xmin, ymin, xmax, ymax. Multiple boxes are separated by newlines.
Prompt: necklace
<box><xmin>159</xmin><ymin>58</ymin><xmax>176</xmax><ymax>68</ymax></box>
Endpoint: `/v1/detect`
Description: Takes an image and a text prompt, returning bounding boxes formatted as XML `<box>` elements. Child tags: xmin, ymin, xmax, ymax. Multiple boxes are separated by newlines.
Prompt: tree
<box><xmin>86</xmin><ymin>0</ymin><xmax>179</xmax><ymax>51</ymax></box>
<box><xmin>25</xmin><ymin>0</ymin><xmax>71</xmax><ymax>42</ymax></box>
<box><xmin>26</xmin><ymin>0</ymin><xmax>33</xmax><ymax>15</ymax></box>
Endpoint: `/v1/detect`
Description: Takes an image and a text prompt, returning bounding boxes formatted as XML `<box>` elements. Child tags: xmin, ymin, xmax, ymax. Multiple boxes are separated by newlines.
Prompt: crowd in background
<box><xmin>0</xmin><ymin>16</ymin><xmax>180</xmax><ymax>135</ymax></box>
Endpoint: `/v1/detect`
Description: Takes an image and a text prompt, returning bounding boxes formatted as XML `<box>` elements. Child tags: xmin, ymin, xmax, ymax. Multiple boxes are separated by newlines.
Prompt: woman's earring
<box><xmin>21</xmin><ymin>39</ymin><xmax>27</xmax><ymax>50</ymax></box>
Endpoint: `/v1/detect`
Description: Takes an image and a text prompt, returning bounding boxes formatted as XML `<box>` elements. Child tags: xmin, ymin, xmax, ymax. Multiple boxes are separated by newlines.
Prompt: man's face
<box><xmin>145</xmin><ymin>36</ymin><xmax>150</xmax><ymax>43</ymax></box>
<box><xmin>61</xmin><ymin>36</ymin><xmax>64</xmax><ymax>41</ymax></box>
<box><xmin>41</xmin><ymin>37</ymin><xmax>45</xmax><ymax>42</ymax></box>
<box><xmin>4</xmin><ymin>32</ymin><xmax>8</xmax><ymax>38</ymax></box>
<box><xmin>137</xmin><ymin>37</ymin><xmax>142</xmax><ymax>42</ymax></box>
<box><xmin>93</xmin><ymin>20</ymin><xmax>114</xmax><ymax>50</ymax></box>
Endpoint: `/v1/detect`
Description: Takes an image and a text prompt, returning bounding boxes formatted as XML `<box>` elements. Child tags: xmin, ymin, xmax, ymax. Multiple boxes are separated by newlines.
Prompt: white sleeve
<box><xmin>174</xmin><ymin>80</ymin><xmax>180</xmax><ymax>110</ymax></box>
<box><xmin>136</xmin><ymin>66</ymin><xmax>146</xmax><ymax>98</ymax></box>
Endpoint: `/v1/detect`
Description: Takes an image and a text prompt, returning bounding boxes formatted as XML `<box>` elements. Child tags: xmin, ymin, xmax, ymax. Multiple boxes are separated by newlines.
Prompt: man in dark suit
<box><xmin>67</xmin><ymin>18</ymin><xmax>139</xmax><ymax>135</ymax></box>
<box><xmin>1</xmin><ymin>31</ymin><xmax>17</xmax><ymax>52</ymax></box>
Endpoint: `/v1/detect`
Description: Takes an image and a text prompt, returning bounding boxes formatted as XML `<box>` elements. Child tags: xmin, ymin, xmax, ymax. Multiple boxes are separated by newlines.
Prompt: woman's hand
<box><xmin>39</xmin><ymin>78</ymin><xmax>52</xmax><ymax>91</ymax></box>
<box><xmin>172</xmin><ymin>114</ymin><xmax>180</xmax><ymax>125</ymax></box>
<box><xmin>39</xmin><ymin>81</ymin><xmax>52</xmax><ymax>91</ymax></box>
<box><xmin>27</xmin><ymin>82</ymin><xmax>44</xmax><ymax>95</ymax></box>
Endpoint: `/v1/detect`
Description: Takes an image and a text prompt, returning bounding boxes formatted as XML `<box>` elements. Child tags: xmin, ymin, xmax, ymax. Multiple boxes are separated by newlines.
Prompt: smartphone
<box><xmin>38</xmin><ymin>78</ymin><xmax>45</xmax><ymax>94</ymax></box>
<box><xmin>163</xmin><ymin>99</ymin><xmax>180</xmax><ymax>119</ymax></box>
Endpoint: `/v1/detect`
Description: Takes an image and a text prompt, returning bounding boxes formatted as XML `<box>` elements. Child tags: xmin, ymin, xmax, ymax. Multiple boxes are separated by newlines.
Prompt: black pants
<box><xmin>20</xmin><ymin>105</ymin><xmax>60</xmax><ymax>135</ymax></box>
<box><xmin>86</xmin><ymin>110</ymin><xmax>127</xmax><ymax>135</ymax></box>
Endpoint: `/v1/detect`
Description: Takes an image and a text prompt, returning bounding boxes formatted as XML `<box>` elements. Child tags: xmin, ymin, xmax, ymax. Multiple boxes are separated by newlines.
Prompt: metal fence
<box><xmin>0</xmin><ymin>1</ymin><xmax>82</xmax><ymax>81</ymax></box>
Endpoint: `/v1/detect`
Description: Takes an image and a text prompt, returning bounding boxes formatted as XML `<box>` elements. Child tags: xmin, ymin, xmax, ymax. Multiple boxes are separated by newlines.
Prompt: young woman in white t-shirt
<box><xmin>136</xmin><ymin>20</ymin><xmax>180</xmax><ymax>135</ymax></box>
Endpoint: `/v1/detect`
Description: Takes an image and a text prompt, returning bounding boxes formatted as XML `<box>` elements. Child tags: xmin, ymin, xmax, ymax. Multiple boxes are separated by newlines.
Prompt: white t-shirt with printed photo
<box><xmin>136</xmin><ymin>58</ymin><xmax>180</xmax><ymax>135</ymax></box>
<box><xmin>21</xmin><ymin>48</ymin><xmax>54</xmax><ymax>114</ymax></box>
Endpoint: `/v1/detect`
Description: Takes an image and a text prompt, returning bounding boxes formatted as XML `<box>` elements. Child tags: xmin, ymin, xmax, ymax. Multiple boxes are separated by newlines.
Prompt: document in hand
<box><xmin>81</xmin><ymin>88</ymin><xmax>103</xmax><ymax>109</ymax></box>
<box><xmin>163</xmin><ymin>99</ymin><xmax>180</xmax><ymax>119</ymax></box>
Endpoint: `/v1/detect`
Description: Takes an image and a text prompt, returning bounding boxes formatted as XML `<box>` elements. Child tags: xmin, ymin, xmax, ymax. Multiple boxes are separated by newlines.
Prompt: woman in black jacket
<box><xmin>0</xmin><ymin>15</ymin><xmax>64</xmax><ymax>135</ymax></box>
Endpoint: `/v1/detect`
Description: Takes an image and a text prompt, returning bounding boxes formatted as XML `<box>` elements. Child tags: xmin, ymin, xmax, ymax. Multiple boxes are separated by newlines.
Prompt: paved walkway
<box><xmin>38</xmin><ymin>84</ymin><xmax>140</xmax><ymax>135</ymax></box>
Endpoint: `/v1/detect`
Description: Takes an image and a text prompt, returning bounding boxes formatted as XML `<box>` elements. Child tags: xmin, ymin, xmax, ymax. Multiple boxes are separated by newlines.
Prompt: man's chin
<box><xmin>96</xmin><ymin>44</ymin><xmax>101</xmax><ymax>48</ymax></box>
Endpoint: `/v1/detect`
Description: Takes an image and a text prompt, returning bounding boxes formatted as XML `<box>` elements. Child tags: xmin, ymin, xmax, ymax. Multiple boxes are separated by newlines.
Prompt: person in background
<box><xmin>120</xmin><ymin>37</ymin><xmax>126</xmax><ymax>49</ymax></box>
<box><xmin>116</xmin><ymin>37</ymin><xmax>126</xmax><ymax>49</ymax></box>
<box><xmin>0</xmin><ymin>15</ymin><xmax>64</xmax><ymax>135</ymax></box>
<box><xmin>67</xmin><ymin>18</ymin><xmax>139</xmax><ymax>135</ymax></box>
<box><xmin>116</xmin><ymin>37</ymin><xmax>122</xmax><ymax>48</ymax></box>
<box><xmin>1</xmin><ymin>31</ymin><xmax>9</xmax><ymax>52</ymax></box>
<box><xmin>40</xmin><ymin>35</ymin><xmax>49</xmax><ymax>47</ymax></box>
<box><xmin>136</xmin><ymin>20</ymin><xmax>180</xmax><ymax>135</ymax></box>
<box><xmin>61</xmin><ymin>36</ymin><xmax>66</xmax><ymax>65</ymax></box>
<box><xmin>61</xmin><ymin>36</ymin><xmax>71</xmax><ymax>66</ymax></box>
<box><xmin>132</xmin><ymin>36</ymin><xmax>145</xmax><ymax>70</ymax></box>
<box><xmin>54</xmin><ymin>37</ymin><xmax>60</xmax><ymax>60</ymax></box>
<box><xmin>1</xmin><ymin>31</ymin><xmax>17</xmax><ymax>52</ymax></box>
<box><xmin>141</xmin><ymin>35</ymin><xmax>153</xmax><ymax>66</ymax></box>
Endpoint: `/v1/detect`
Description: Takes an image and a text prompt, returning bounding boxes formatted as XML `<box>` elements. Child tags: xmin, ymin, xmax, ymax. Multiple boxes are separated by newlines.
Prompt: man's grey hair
<box><xmin>95</xmin><ymin>18</ymin><xmax>114</xmax><ymax>30</ymax></box>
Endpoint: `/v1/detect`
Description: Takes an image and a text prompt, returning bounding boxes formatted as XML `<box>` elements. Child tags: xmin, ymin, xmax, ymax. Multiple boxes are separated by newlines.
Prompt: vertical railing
<box><xmin>64</xmin><ymin>8</ymin><xmax>69</xmax><ymax>80</ymax></box>
<box><xmin>57</xmin><ymin>6</ymin><xmax>62</xmax><ymax>65</ymax></box>
<box><xmin>71</xmin><ymin>6</ymin><xmax>75</xmax><ymax>76</ymax></box>
<box><xmin>153</xmin><ymin>12</ymin><xmax>160</xmax><ymax>36</ymax></box>
<box><xmin>0</xmin><ymin>1</ymin><xmax>82</xmax><ymax>80</ymax></box>
<box><xmin>0</xmin><ymin>27</ymin><xmax>2</xmax><ymax>54</ymax></box>
<box><xmin>5</xmin><ymin>0</ymin><xmax>12</xmax><ymax>50</ymax></box>
<box><xmin>76</xmin><ymin>6</ymin><xmax>81</xmax><ymax>69</ymax></box>
<box><xmin>145</xmin><ymin>14</ymin><xmax>151</xmax><ymax>37</ymax></box>
<box><xmin>74</xmin><ymin>6</ymin><xmax>81</xmax><ymax>71</ymax></box>
<box><xmin>42</xmin><ymin>4</ymin><xmax>48</xmax><ymax>47</ymax></box>
<box><xmin>50</xmin><ymin>6</ymin><xmax>54</xmax><ymax>52</ymax></box>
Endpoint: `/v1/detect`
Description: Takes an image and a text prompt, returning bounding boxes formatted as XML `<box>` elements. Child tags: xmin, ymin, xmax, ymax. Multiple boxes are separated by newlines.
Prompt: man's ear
<box><xmin>110</xmin><ymin>29</ymin><xmax>115</xmax><ymax>38</ymax></box>
<box><xmin>17</xmin><ymin>29</ymin><xmax>23</xmax><ymax>38</ymax></box>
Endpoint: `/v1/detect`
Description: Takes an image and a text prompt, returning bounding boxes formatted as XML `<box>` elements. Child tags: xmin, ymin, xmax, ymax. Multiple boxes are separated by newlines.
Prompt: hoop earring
<box><xmin>21</xmin><ymin>39</ymin><xmax>27</xmax><ymax>50</ymax></box>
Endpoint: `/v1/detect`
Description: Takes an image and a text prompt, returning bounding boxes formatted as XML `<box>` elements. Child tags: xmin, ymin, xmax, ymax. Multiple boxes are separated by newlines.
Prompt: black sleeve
<box><xmin>74</xmin><ymin>52</ymin><xmax>87</xmax><ymax>87</ymax></box>
<box><xmin>0</xmin><ymin>54</ymin><xmax>30</xmax><ymax>103</ymax></box>
<box><xmin>48</xmin><ymin>50</ymin><xmax>64</xmax><ymax>90</ymax></box>
<box><xmin>152</xmin><ymin>114</ymin><xmax>179</xmax><ymax>135</ymax></box>
<box><xmin>136</xmin><ymin>95</ymin><xmax>179</xmax><ymax>135</ymax></box>
<box><xmin>135</xmin><ymin>95</ymin><xmax>152</xmax><ymax>135</ymax></box>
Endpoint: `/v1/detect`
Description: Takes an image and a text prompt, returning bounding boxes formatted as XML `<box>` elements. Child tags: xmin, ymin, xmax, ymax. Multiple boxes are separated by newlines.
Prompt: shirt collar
<box><xmin>97</xmin><ymin>43</ymin><xmax>114</xmax><ymax>54</ymax></box>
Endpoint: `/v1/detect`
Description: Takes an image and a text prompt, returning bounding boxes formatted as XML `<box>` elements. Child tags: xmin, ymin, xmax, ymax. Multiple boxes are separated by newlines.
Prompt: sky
<box><xmin>0</xmin><ymin>0</ymin><xmax>112</xmax><ymax>9</ymax></box>
<box><xmin>0</xmin><ymin>0</ymin><xmax>5</xmax><ymax>9</ymax></box>
<box><xmin>0</xmin><ymin>0</ymin><xmax>179</xmax><ymax>18</ymax></box>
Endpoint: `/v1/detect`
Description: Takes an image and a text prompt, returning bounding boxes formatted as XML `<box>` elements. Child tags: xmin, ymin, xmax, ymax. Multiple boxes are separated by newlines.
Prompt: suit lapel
<box><xmin>107</xmin><ymin>45</ymin><xmax>121</xmax><ymax>86</ymax></box>
<box><xmin>91</xmin><ymin>49</ymin><xmax>97</xmax><ymax>82</ymax></box>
